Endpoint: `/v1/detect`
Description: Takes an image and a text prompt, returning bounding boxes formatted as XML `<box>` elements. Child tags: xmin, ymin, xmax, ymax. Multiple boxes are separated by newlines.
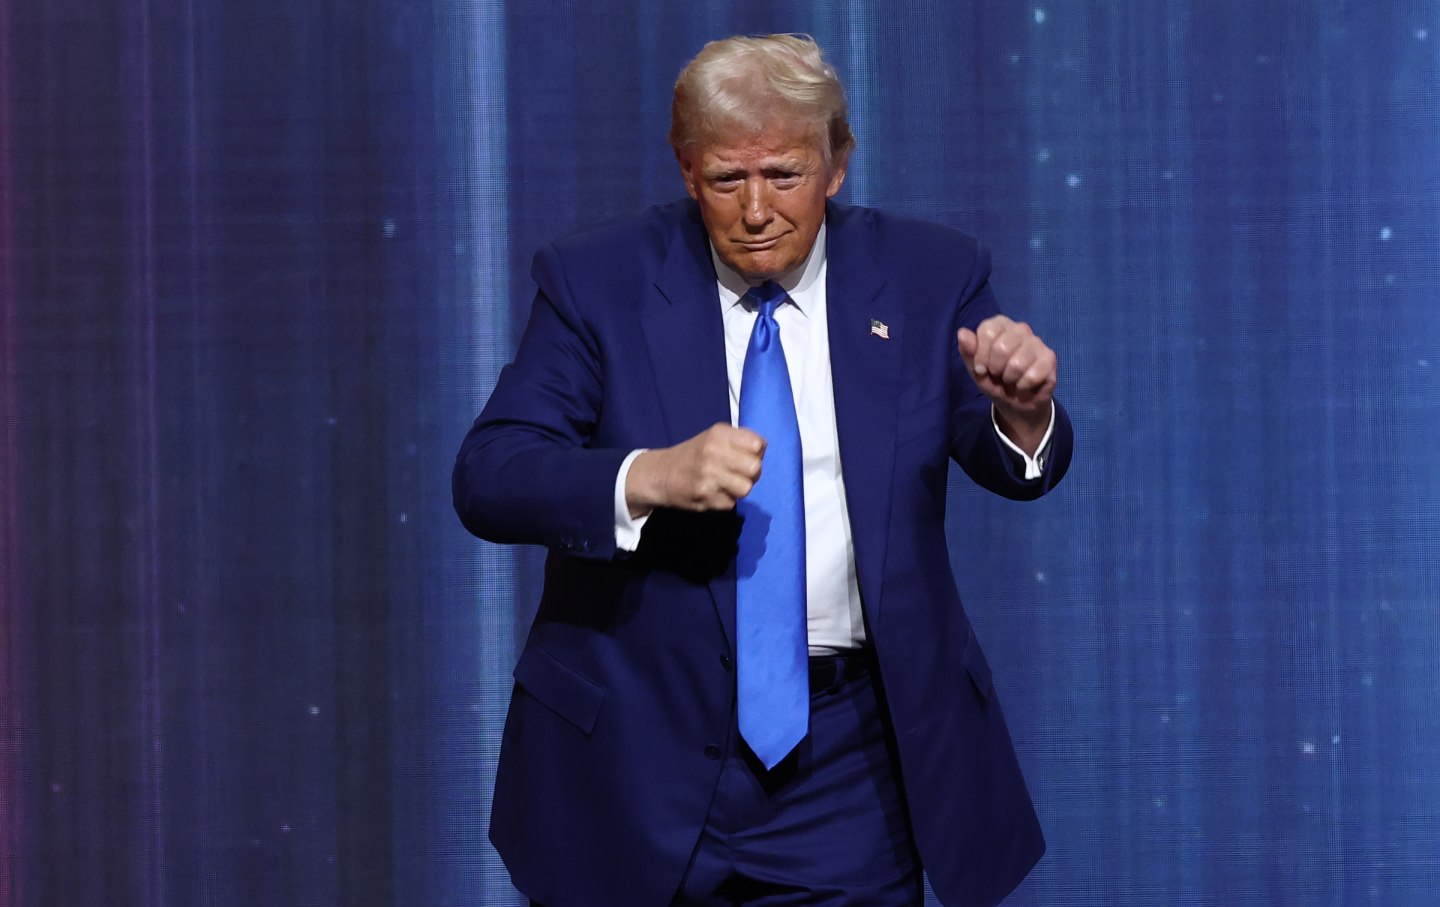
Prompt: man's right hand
<box><xmin>625</xmin><ymin>424</ymin><xmax>766</xmax><ymax>518</ymax></box>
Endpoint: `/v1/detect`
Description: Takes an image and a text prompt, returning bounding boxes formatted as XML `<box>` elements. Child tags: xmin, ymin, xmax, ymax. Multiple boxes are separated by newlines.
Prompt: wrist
<box><xmin>992</xmin><ymin>403</ymin><xmax>1048</xmax><ymax>454</ymax></box>
<box><xmin>625</xmin><ymin>449</ymin><xmax>661</xmax><ymax>518</ymax></box>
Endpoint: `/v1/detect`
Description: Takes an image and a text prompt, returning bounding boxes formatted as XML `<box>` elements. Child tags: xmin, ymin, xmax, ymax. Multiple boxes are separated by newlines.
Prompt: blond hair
<box><xmin>670</xmin><ymin>34</ymin><xmax>854</xmax><ymax>168</ymax></box>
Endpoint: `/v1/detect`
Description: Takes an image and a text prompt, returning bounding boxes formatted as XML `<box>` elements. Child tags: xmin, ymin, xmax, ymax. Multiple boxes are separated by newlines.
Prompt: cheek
<box><xmin>702</xmin><ymin>193</ymin><xmax>741</xmax><ymax>222</ymax></box>
<box><xmin>784</xmin><ymin>192</ymin><xmax>828</xmax><ymax>227</ymax></box>
<box><xmin>697</xmin><ymin>199</ymin><xmax>737</xmax><ymax>236</ymax></box>
<box><xmin>781</xmin><ymin>210</ymin><xmax>822</xmax><ymax>242</ymax></box>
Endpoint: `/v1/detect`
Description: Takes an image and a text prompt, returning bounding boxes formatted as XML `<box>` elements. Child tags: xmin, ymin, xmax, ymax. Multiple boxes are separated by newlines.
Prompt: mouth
<box><xmin>734</xmin><ymin>237</ymin><xmax>782</xmax><ymax>252</ymax></box>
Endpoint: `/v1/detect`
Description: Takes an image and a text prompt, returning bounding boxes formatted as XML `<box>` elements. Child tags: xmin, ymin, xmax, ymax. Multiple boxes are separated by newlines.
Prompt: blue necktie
<box><xmin>735</xmin><ymin>281</ymin><xmax>807</xmax><ymax>770</ymax></box>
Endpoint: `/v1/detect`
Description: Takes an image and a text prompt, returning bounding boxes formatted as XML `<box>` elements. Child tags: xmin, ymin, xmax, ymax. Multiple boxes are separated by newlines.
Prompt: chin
<box><xmin>736</xmin><ymin>265</ymin><xmax>783</xmax><ymax>282</ymax></box>
<box><xmin>726</xmin><ymin>249</ymin><xmax>798</xmax><ymax>282</ymax></box>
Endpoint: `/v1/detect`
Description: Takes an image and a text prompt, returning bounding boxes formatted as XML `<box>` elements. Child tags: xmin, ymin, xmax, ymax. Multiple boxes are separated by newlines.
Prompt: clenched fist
<box><xmin>957</xmin><ymin>315</ymin><xmax>1058</xmax><ymax>455</ymax></box>
<box><xmin>625</xmin><ymin>423</ymin><xmax>766</xmax><ymax>518</ymax></box>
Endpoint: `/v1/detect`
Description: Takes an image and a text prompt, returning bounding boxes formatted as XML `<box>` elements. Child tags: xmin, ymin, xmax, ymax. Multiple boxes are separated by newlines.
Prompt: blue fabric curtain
<box><xmin>1</xmin><ymin>0</ymin><xmax>1436</xmax><ymax>903</ymax></box>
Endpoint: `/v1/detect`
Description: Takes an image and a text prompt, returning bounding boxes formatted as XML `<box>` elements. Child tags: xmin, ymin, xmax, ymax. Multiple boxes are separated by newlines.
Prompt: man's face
<box><xmin>678</xmin><ymin>121</ymin><xmax>847</xmax><ymax>282</ymax></box>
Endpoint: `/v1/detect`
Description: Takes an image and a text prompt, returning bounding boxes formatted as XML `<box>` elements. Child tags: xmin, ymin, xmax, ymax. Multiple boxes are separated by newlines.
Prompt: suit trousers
<box><xmin>672</xmin><ymin>652</ymin><xmax>923</xmax><ymax>906</ymax></box>
<box><xmin>532</xmin><ymin>654</ymin><xmax>923</xmax><ymax>907</ymax></box>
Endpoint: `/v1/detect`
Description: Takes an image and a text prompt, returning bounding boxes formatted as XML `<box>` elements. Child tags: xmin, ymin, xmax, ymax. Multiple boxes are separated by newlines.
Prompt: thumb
<box><xmin>956</xmin><ymin>327</ymin><xmax>978</xmax><ymax>365</ymax></box>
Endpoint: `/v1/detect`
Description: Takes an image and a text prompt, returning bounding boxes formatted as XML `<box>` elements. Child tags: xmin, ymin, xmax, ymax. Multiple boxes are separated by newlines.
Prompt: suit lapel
<box><xmin>825</xmin><ymin>205</ymin><xmax>902</xmax><ymax>627</ymax></box>
<box><xmin>645</xmin><ymin>204</ymin><xmax>730</xmax><ymax>441</ymax></box>
<box><xmin>644</xmin><ymin>203</ymin><xmax>736</xmax><ymax>650</ymax></box>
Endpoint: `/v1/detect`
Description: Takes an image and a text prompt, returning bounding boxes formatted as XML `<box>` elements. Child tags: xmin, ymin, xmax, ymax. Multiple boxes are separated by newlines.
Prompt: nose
<box><xmin>740</xmin><ymin>177</ymin><xmax>772</xmax><ymax>229</ymax></box>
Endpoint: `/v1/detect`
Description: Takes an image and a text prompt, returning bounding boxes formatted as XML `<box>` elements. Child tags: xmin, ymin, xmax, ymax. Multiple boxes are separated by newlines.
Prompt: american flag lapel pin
<box><xmin>869</xmin><ymin>319</ymin><xmax>890</xmax><ymax>340</ymax></box>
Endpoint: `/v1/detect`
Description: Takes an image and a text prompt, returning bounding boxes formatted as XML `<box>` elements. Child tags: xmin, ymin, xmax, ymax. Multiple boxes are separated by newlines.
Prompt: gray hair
<box><xmin>669</xmin><ymin>34</ymin><xmax>855</xmax><ymax>168</ymax></box>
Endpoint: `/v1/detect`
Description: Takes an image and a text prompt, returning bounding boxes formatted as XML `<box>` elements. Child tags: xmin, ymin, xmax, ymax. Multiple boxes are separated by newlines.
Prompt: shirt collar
<box><xmin>710</xmin><ymin>221</ymin><xmax>828</xmax><ymax>316</ymax></box>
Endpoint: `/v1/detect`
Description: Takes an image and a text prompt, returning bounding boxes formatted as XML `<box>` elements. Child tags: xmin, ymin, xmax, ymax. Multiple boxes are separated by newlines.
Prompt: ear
<box><xmin>825</xmin><ymin>157</ymin><xmax>848</xmax><ymax>198</ymax></box>
<box><xmin>676</xmin><ymin>148</ymin><xmax>700</xmax><ymax>200</ymax></box>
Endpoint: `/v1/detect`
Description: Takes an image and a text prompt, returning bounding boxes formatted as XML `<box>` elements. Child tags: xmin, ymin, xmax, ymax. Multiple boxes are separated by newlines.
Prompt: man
<box><xmin>454</xmin><ymin>34</ymin><xmax>1073</xmax><ymax>907</ymax></box>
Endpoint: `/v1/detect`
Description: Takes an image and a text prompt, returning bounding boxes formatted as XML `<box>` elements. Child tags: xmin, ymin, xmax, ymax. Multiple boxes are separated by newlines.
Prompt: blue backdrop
<box><xmin>2</xmin><ymin>1</ymin><xmax>1437</xmax><ymax>904</ymax></box>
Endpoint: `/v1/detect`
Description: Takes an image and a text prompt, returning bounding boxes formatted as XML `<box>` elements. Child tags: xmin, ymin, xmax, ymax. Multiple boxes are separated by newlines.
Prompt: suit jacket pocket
<box><xmin>513</xmin><ymin>645</ymin><xmax>606</xmax><ymax>734</ymax></box>
<box><xmin>961</xmin><ymin>633</ymin><xmax>994</xmax><ymax>703</ymax></box>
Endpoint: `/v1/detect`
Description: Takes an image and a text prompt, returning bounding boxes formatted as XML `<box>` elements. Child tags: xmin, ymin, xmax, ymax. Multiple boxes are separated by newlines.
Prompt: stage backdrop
<box><xmin>1</xmin><ymin>0</ymin><xmax>1437</xmax><ymax>904</ymax></box>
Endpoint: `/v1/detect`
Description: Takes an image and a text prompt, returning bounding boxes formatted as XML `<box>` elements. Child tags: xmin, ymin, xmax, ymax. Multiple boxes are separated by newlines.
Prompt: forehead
<box><xmin>693</xmin><ymin>120</ymin><xmax>827</xmax><ymax>167</ymax></box>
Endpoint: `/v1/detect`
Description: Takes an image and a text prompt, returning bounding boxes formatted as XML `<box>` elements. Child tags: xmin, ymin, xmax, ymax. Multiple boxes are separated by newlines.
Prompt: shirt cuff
<box><xmin>991</xmin><ymin>401</ymin><xmax>1055</xmax><ymax>480</ymax></box>
<box><xmin>614</xmin><ymin>449</ymin><xmax>650</xmax><ymax>552</ymax></box>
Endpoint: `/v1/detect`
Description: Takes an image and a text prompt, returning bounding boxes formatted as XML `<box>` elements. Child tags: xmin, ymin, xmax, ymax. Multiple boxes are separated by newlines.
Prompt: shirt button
<box><xmin>719</xmin><ymin>654</ymin><xmax>733</xmax><ymax>671</ymax></box>
<box><xmin>704</xmin><ymin>744</ymin><xmax>721</xmax><ymax>760</ymax></box>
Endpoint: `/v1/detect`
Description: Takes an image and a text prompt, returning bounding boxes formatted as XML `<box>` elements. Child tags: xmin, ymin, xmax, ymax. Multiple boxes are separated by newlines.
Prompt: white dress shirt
<box><xmin>611</xmin><ymin>222</ymin><xmax>1053</xmax><ymax>652</ymax></box>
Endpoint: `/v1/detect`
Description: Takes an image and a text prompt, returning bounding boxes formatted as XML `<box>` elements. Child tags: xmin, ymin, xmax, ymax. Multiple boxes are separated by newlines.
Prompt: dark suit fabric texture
<box><xmin>453</xmin><ymin>199</ymin><xmax>1075</xmax><ymax>907</ymax></box>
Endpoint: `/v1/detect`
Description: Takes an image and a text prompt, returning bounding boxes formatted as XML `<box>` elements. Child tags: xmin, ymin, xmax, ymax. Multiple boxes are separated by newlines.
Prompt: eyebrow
<box><xmin>702</xmin><ymin>159</ymin><xmax>810</xmax><ymax>179</ymax></box>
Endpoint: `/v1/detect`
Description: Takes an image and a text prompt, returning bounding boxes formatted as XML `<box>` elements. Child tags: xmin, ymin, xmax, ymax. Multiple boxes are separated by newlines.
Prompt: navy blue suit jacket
<box><xmin>454</xmin><ymin>199</ymin><xmax>1074</xmax><ymax>907</ymax></box>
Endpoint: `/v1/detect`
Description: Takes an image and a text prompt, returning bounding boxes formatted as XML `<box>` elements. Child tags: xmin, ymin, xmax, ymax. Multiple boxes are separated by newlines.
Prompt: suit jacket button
<box><xmin>703</xmin><ymin>744</ymin><xmax>721</xmax><ymax>760</ymax></box>
<box><xmin>719</xmin><ymin>654</ymin><xmax>732</xmax><ymax>671</ymax></box>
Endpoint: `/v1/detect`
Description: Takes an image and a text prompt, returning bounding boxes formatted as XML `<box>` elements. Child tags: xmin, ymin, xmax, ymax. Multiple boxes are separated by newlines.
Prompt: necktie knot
<box><xmin>746</xmin><ymin>281</ymin><xmax>787</xmax><ymax>318</ymax></box>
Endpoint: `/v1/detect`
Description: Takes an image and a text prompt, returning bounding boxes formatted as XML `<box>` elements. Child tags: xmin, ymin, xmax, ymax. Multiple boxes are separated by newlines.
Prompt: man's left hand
<box><xmin>957</xmin><ymin>315</ymin><xmax>1057</xmax><ymax>456</ymax></box>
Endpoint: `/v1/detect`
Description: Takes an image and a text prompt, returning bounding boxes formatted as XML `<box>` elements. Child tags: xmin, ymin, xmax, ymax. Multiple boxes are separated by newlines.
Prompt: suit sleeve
<box><xmin>946</xmin><ymin>244</ymin><xmax>1074</xmax><ymax>501</ymax></box>
<box><xmin>452</xmin><ymin>243</ymin><xmax>629</xmax><ymax>559</ymax></box>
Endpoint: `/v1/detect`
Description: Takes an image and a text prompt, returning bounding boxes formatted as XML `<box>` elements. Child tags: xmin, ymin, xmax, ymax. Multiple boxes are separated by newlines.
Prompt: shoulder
<box><xmin>827</xmin><ymin>203</ymin><xmax>982</xmax><ymax>271</ymax></box>
<box><xmin>541</xmin><ymin>199</ymin><xmax>697</xmax><ymax>275</ymax></box>
<box><xmin>826</xmin><ymin>203</ymin><xmax>986</xmax><ymax>285</ymax></box>
<box><xmin>526</xmin><ymin>200</ymin><xmax>700</xmax><ymax>318</ymax></box>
